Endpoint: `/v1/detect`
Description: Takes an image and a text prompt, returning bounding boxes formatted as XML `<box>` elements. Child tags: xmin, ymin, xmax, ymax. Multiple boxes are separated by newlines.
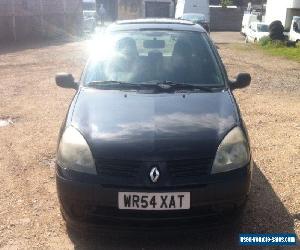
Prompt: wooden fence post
<box><xmin>12</xmin><ymin>0</ymin><xmax>16</xmax><ymax>41</ymax></box>
<box><xmin>40</xmin><ymin>0</ymin><xmax>45</xmax><ymax>37</ymax></box>
<box><xmin>63</xmin><ymin>0</ymin><xmax>66</xmax><ymax>33</ymax></box>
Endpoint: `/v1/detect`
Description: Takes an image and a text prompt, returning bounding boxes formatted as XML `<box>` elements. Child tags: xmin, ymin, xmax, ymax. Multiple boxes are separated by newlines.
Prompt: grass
<box><xmin>258</xmin><ymin>37</ymin><xmax>300</xmax><ymax>63</ymax></box>
<box><xmin>260</xmin><ymin>44</ymin><xmax>300</xmax><ymax>63</ymax></box>
<box><xmin>230</xmin><ymin>40</ymin><xmax>300</xmax><ymax>63</ymax></box>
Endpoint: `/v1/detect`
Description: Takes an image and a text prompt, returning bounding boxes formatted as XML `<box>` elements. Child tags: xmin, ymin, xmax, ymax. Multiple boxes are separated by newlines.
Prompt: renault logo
<box><xmin>150</xmin><ymin>167</ymin><xmax>160</xmax><ymax>183</ymax></box>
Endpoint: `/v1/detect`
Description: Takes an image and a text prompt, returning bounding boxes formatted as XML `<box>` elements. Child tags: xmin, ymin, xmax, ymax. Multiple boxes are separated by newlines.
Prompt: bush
<box><xmin>259</xmin><ymin>36</ymin><xmax>272</xmax><ymax>46</ymax></box>
<box><xmin>259</xmin><ymin>36</ymin><xmax>294</xmax><ymax>48</ymax></box>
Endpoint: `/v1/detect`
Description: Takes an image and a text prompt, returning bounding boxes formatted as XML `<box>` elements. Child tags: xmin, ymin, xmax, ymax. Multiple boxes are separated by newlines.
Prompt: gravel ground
<box><xmin>0</xmin><ymin>32</ymin><xmax>299</xmax><ymax>249</ymax></box>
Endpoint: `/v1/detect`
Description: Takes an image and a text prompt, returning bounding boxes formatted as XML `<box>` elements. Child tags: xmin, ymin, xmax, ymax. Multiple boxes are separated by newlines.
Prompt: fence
<box><xmin>0</xmin><ymin>0</ymin><xmax>83</xmax><ymax>42</ymax></box>
<box><xmin>210</xmin><ymin>7</ymin><xmax>243</xmax><ymax>31</ymax></box>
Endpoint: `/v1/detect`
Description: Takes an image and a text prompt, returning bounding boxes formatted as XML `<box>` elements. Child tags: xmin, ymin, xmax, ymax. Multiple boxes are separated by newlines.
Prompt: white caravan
<box><xmin>175</xmin><ymin>0</ymin><xmax>210</xmax><ymax>22</ymax></box>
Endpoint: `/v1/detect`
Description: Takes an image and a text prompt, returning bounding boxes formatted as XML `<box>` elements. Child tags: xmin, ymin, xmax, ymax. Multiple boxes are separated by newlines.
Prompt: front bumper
<box><xmin>56</xmin><ymin>161</ymin><xmax>252</xmax><ymax>229</ymax></box>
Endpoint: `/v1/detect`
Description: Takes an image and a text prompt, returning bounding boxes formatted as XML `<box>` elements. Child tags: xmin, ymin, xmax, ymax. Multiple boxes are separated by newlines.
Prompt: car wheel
<box><xmin>226</xmin><ymin>196</ymin><xmax>248</xmax><ymax>217</ymax></box>
<box><xmin>245</xmin><ymin>36</ymin><xmax>249</xmax><ymax>43</ymax></box>
<box><xmin>66</xmin><ymin>220</ymin><xmax>85</xmax><ymax>232</ymax></box>
<box><xmin>62</xmin><ymin>211</ymin><xmax>91</xmax><ymax>236</ymax></box>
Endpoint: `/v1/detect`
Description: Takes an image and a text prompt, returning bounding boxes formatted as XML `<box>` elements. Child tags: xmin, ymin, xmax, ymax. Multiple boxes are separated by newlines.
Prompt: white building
<box><xmin>265</xmin><ymin>0</ymin><xmax>300</xmax><ymax>29</ymax></box>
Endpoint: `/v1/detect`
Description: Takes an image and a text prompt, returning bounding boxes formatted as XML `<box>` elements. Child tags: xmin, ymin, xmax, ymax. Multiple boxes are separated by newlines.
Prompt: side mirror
<box><xmin>55</xmin><ymin>73</ymin><xmax>77</xmax><ymax>89</ymax></box>
<box><xmin>230</xmin><ymin>73</ymin><xmax>251</xmax><ymax>90</ymax></box>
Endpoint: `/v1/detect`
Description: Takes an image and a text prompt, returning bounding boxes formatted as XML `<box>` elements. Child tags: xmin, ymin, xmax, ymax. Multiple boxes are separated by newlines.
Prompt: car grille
<box><xmin>96</xmin><ymin>158</ymin><xmax>213</xmax><ymax>186</ymax></box>
<box><xmin>96</xmin><ymin>159</ymin><xmax>140</xmax><ymax>178</ymax></box>
<box><xmin>167</xmin><ymin>158</ymin><xmax>212</xmax><ymax>178</ymax></box>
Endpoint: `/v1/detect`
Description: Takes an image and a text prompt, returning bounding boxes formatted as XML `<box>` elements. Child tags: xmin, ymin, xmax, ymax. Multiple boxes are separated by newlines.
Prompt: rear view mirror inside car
<box><xmin>144</xmin><ymin>39</ymin><xmax>165</xmax><ymax>49</ymax></box>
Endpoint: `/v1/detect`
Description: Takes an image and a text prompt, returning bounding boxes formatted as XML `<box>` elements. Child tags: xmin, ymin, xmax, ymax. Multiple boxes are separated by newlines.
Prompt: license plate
<box><xmin>118</xmin><ymin>192</ymin><xmax>190</xmax><ymax>210</ymax></box>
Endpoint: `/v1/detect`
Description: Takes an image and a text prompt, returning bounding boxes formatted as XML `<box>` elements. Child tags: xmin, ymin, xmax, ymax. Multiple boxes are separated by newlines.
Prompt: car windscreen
<box><xmin>257</xmin><ymin>24</ymin><xmax>269</xmax><ymax>32</ymax></box>
<box><xmin>83</xmin><ymin>30</ymin><xmax>224</xmax><ymax>86</ymax></box>
<box><xmin>182</xmin><ymin>14</ymin><xmax>206</xmax><ymax>22</ymax></box>
<box><xmin>295</xmin><ymin>19</ymin><xmax>300</xmax><ymax>33</ymax></box>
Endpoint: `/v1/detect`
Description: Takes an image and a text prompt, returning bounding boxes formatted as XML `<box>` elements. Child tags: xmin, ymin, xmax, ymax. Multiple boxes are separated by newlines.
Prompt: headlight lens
<box><xmin>211</xmin><ymin>127</ymin><xmax>250</xmax><ymax>174</ymax></box>
<box><xmin>57</xmin><ymin>127</ymin><xmax>97</xmax><ymax>175</ymax></box>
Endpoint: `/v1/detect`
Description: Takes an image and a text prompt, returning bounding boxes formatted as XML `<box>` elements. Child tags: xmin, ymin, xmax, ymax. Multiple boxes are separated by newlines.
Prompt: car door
<box><xmin>248</xmin><ymin>25</ymin><xmax>256</xmax><ymax>42</ymax></box>
<box><xmin>247</xmin><ymin>24</ymin><xmax>253</xmax><ymax>42</ymax></box>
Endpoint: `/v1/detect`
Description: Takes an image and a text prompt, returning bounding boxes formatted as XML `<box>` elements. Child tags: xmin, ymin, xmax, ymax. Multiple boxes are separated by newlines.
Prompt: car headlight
<box><xmin>57</xmin><ymin>126</ymin><xmax>97</xmax><ymax>175</ymax></box>
<box><xmin>211</xmin><ymin>127</ymin><xmax>250</xmax><ymax>174</ymax></box>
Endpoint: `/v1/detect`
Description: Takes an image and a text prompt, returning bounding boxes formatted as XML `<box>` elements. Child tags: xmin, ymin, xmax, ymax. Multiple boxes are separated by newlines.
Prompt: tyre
<box><xmin>229</xmin><ymin>197</ymin><xmax>248</xmax><ymax>216</ymax></box>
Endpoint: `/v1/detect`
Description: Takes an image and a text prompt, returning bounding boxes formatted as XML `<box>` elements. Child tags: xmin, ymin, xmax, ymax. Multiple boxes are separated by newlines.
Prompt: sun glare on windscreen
<box><xmin>87</xmin><ymin>34</ymin><xmax>117</xmax><ymax>61</ymax></box>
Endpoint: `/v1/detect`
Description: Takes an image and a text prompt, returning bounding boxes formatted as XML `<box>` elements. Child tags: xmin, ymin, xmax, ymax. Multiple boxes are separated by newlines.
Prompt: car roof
<box><xmin>251</xmin><ymin>22</ymin><xmax>268</xmax><ymax>26</ymax></box>
<box><xmin>182</xmin><ymin>13</ymin><xmax>205</xmax><ymax>16</ymax></box>
<box><xmin>107</xmin><ymin>18</ymin><xmax>206</xmax><ymax>32</ymax></box>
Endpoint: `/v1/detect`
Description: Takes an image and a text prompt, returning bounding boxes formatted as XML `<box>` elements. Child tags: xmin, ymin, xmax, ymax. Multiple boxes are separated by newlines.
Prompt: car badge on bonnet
<box><xmin>150</xmin><ymin>167</ymin><xmax>160</xmax><ymax>183</ymax></box>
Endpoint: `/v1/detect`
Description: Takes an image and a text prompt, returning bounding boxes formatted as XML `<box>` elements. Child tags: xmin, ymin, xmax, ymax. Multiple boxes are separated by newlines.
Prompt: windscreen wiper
<box><xmin>154</xmin><ymin>81</ymin><xmax>220</xmax><ymax>92</ymax></box>
<box><xmin>86</xmin><ymin>80</ymin><xmax>222</xmax><ymax>92</ymax></box>
<box><xmin>86</xmin><ymin>81</ymin><xmax>148</xmax><ymax>90</ymax></box>
<box><xmin>87</xmin><ymin>80</ymin><xmax>132</xmax><ymax>86</ymax></box>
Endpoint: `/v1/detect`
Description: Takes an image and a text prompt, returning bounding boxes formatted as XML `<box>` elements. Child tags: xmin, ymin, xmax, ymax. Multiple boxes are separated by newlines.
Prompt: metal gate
<box><xmin>145</xmin><ymin>2</ymin><xmax>170</xmax><ymax>18</ymax></box>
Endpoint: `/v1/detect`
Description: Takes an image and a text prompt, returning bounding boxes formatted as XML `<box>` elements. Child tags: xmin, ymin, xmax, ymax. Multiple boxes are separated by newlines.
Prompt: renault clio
<box><xmin>55</xmin><ymin>19</ymin><xmax>253</xmax><ymax>229</ymax></box>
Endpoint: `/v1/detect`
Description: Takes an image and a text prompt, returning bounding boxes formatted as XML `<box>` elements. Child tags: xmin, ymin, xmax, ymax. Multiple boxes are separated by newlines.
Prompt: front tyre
<box><xmin>226</xmin><ymin>196</ymin><xmax>248</xmax><ymax>224</ymax></box>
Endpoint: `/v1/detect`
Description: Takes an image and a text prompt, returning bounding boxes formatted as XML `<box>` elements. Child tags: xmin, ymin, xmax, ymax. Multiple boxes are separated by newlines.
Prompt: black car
<box><xmin>55</xmin><ymin>19</ymin><xmax>252</xmax><ymax>229</ymax></box>
<box><xmin>181</xmin><ymin>13</ymin><xmax>210</xmax><ymax>33</ymax></box>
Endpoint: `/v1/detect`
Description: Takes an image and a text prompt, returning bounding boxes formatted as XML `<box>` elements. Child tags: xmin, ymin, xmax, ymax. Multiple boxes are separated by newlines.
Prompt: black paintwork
<box><xmin>68</xmin><ymin>88</ymin><xmax>239</xmax><ymax>161</ymax></box>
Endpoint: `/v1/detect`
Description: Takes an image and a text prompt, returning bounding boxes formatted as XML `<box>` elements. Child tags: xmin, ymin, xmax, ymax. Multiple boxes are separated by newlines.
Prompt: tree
<box><xmin>220</xmin><ymin>0</ymin><xmax>233</xmax><ymax>8</ymax></box>
<box><xmin>209</xmin><ymin>1</ymin><xmax>267</xmax><ymax>7</ymax></box>
<box><xmin>269</xmin><ymin>21</ymin><xmax>285</xmax><ymax>41</ymax></box>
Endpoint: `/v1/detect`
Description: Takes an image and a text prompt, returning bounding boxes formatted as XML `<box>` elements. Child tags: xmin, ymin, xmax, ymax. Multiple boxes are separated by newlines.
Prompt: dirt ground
<box><xmin>0</xmin><ymin>32</ymin><xmax>299</xmax><ymax>249</ymax></box>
